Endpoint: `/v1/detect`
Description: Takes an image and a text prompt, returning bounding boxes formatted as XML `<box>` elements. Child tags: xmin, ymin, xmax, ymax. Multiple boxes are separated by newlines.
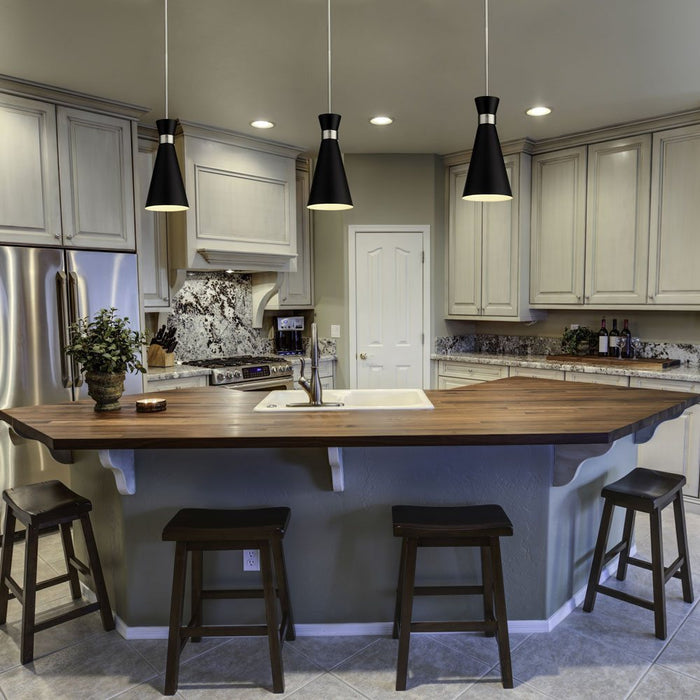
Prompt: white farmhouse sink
<box><xmin>253</xmin><ymin>389</ymin><xmax>434</xmax><ymax>412</ymax></box>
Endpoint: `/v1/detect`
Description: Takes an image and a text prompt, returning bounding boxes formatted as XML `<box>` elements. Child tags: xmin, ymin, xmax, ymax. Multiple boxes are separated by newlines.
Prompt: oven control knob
<box><xmin>215</xmin><ymin>373</ymin><xmax>224</xmax><ymax>383</ymax></box>
<box><xmin>233</xmin><ymin>370</ymin><xmax>241</xmax><ymax>379</ymax></box>
<box><xmin>271</xmin><ymin>366</ymin><xmax>277</xmax><ymax>374</ymax></box>
<box><xmin>225</xmin><ymin>371</ymin><xmax>233</xmax><ymax>380</ymax></box>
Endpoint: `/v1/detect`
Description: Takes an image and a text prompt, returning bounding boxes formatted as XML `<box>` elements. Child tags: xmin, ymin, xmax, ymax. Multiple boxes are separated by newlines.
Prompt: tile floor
<box><xmin>0</xmin><ymin>509</ymin><xmax>699</xmax><ymax>699</ymax></box>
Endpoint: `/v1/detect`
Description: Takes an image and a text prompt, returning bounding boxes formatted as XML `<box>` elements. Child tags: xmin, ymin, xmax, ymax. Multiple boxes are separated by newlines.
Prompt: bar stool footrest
<box><xmin>410</xmin><ymin>620</ymin><xmax>498</xmax><ymax>633</ymax></box>
<box><xmin>596</xmin><ymin>584</ymin><xmax>655</xmax><ymax>611</ymax></box>
<box><xmin>414</xmin><ymin>585</ymin><xmax>484</xmax><ymax>597</ymax></box>
<box><xmin>181</xmin><ymin>624</ymin><xmax>270</xmax><ymax>638</ymax></box>
<box><xmin>33</xmin><ymin>601</ymin><xmax>102</xmax><ymax>633</ymax></box>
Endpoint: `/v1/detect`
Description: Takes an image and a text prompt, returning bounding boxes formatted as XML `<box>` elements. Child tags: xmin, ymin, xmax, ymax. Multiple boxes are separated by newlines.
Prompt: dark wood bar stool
<box><xmin>0</xmin><ymin>480</ymin><xmax>114</xmax><ymax>664</ymax></box>
<box><xmin>162</xmin><ymin>507</ymin><xmax>295</xmax><ymax>695</ymax></box>
<box><xmin>583</xmin><ymin>467</ymin><xmax>693</xmax><ymax>639</ymax></box>
<box><xmin>392</xmin><ymin>504</ymin><xmax>514</xmax><ymax>690</ymax></box>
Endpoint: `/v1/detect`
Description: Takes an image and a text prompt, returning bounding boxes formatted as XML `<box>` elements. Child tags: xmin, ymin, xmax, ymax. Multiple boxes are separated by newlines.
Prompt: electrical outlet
<box><xmin>331</xmin><ymin>324</ymin><xmax>341</xmax><ymax>338</ymax></box>
<box><xmin>243</xmin><ymin>549</ymin><xmax>260</xmax><ymax>571</ymax></box>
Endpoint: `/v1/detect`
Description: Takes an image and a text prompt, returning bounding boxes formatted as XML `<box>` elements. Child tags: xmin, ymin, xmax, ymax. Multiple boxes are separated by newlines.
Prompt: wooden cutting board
<box><xmin>546</xmin><ymin>355</ymin><xmax>680</xmax><ymax>370</ymax></box>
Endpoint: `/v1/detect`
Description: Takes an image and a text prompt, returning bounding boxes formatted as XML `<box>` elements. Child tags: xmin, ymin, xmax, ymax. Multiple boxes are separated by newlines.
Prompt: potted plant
<box><xmin>65</xmin><ymin>308</ymin><xmax>149</xmax><ymax>411</ymax></box>
<box><xmin>561</xmin><ymin>326</ymin><xmax>593</xmax><ymax>356</ymax></box>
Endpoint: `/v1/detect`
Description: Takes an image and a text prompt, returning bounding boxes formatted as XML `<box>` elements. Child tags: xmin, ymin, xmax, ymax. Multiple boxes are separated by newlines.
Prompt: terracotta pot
<box><xmin>85</xmin><ymin>371</ymin><xmax>125</xmax><ymax>412</ymax></box>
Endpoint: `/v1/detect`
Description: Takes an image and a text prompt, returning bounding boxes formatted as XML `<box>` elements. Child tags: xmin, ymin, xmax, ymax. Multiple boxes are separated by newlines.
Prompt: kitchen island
<box><xmin>1</xmin><ymin>378</ymin><xmax>697</xmax><ymax>636</ymax></box>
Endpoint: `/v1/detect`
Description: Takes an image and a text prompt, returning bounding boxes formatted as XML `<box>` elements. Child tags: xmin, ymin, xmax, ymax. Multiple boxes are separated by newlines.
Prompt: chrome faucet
<box><xmin>298</xmin><ymin>322</ymin><xmax>323</xmax><ymax>405</ymax></box>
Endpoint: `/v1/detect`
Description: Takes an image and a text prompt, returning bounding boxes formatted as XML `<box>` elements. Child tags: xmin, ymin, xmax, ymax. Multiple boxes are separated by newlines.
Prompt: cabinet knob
<box><xmin>66</xmin><ymin>233</ymin><xmax>73</xmax><ymax>239</ymax></box>
<box><xmin>359</xmin><ymin>353</ymin><xmax>367</xmax><ymax>360</ymax></box>
<box><xmin>54</xmin><ymin>232</ymin><xmax>61</xmax><ymax>239</ymax></box>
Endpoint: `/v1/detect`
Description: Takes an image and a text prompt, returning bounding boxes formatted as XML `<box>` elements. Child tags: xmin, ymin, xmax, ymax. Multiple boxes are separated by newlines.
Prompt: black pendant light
<box><xmin>463</xmin><ymin>0</ymin><xmax>512</xmax><ymax>202</ymax></box>
<box><xmin>308</xmin><ymin>0</ymin><xmax>353</xmax><ymax>211</ymax></box>
<box><xmin>145</xmin><ymin>0</ymin><xmax>189</xmax><ymax>212</ymax></box>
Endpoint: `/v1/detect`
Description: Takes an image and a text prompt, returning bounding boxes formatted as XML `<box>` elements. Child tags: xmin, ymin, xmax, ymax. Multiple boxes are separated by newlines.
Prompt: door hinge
<box><xmin>421</xmin><ymin>332</ymin><xmax>425</xmax><ymax>345</ymax></box>
<box><xmin>421</xmin><ymin>251</ymin><xmax>425</xmax><ymax>264</ymax></box>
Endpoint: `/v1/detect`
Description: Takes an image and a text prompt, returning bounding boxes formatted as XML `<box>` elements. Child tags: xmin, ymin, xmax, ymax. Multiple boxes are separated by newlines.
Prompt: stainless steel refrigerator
<box><xmin>0</xmin><ymin>245</ymin><xmax>142</xmax><ymax>495</ymax></box>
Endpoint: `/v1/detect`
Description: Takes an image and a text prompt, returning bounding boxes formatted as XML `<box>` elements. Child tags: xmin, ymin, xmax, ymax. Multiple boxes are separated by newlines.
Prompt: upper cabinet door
<box><xmin>585</xmin><ymin>135</ymin><xmax>650</xmax><ymax>305</ymax></box>
<box><xmin>648</xmin><ymin>124</ymin><xmax>700</xmax><ymax>305</ymax></box>
<box><xmin>530</xmin><ymin>146</ymin><xmax>587</xmax><ymax>305</ymax></box>
<box><xmin>447</xmin><ymin>163</ymin><xmax>481</xmax><ymax>316</ymax></box>
<box><xmin>57</xmin><ymin>107</ymin><xmax>136</xmax><ymax>251</ymax></box>
<box><xmin>0</xmin><ymin>94</ymin><xmax>61</xmax><ymax>245</ymax></box>
<box><xmin>481</xmin><ymin>154</ymin><xmax>518</xmax><ymax>317</ymax></box>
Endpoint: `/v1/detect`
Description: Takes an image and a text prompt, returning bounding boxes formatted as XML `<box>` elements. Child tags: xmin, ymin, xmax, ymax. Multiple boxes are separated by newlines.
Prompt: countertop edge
<box><xmin>432</xmin><ymin>353</ymin><xmax>700</xmax><ymax>382</ymax></box>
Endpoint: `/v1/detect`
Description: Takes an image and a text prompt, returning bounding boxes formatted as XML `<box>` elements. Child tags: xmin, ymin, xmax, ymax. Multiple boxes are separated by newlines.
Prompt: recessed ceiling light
<box><xmin>526</xmin><ymin>106</ymin><xmax>552</xmax><ymax>117</ymax></box>
<box><xmin>370</xmin><ymin>116</ymin><xmax>393</xmax><ymax>126</ymax></box>
<box><xmin>250</xmin><ymin>120</ymin><xmax>275</xmax><ymax>129</ymax></box>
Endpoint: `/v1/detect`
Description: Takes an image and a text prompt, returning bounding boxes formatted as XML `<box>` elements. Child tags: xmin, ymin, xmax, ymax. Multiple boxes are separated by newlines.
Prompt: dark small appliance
<box><xmin>275</xmin><ymin>316</ymin><xmax>304</xmax><ymax>355</ymax></box>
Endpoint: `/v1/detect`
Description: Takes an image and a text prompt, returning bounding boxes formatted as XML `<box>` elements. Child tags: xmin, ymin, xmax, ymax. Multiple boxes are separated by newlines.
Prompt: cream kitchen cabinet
<box><xmin>291</xmin><ymin>357</ymin><xmax>336</xmax><ymax>390</ymax></box>
<box><xmin>584</xmin><ymin>135</ymin><xmax>651</xmax><ymax>305</ymax></box>
<box><xmin>566</xmin><ymin>372</ymin><xmax>629</xmax><ymax>387</ymax></box>
<box><xmin>0</xmin><ymin>88</ymin><xmax>138</xmax><ymax>251</ymax></box>
<box><xmin>168</xmin><ymin>122</ymin><xmax>300</xmax><ymax>273</ymax></box>
<box><xmin>135</xmin><ymin>136</ymin><xmax>170</xmax><ymax>309</ymax></box>
<box><xmin>446</xmin><ymin>153</ymin><xmax>537</xmax><ymax>321</ymax></box>
<box><xmin>632</xmin><ymin>376</ymin><xmax>700</xmax><ymax>498</ymax></box>
<box><xmin>530</xmin><ymin>146</ymin><xmax>587</xmax><ymax>305</ymax></box>
<box><xmin>145</xmin><ymin>374</ymin><xmax>209</xmax><ymax>392</ymax></box>
<box><xmin>57</xmin><ymin>107</ymin><xmax>135</xmax><ymax>251</ymax></box>
<box><xmin>648</xmin><ymin>124</ymin><xmax>700</xmax><ymax>306</ymax></box>
<box><xmin>265</xmin><ymin>158</ymin><xmax>314</xmax><ymax>310</ymax></box>
<box><xmin>436</xmin><ymin>360</ymin><xmax>508</xmax><ymax>388</ymax></box>
<box><xmin>509</xmin><ymin>366</ymin><xmax>565</xmax><ymax>381</ymax></box>
<box><xmin>0</xmin><ymin>93</ymin><xmax>61</xmax><ymax>245</ymax></box>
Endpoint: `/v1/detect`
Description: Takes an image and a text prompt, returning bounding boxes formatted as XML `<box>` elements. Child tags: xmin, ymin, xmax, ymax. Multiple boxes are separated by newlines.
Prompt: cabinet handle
<box><xmin>359</xmin><ymin>353</ymin><xmax>367</xmax><ymax>360</ymax></box>
<box><xmin>54</xmin><ymin>232</ymin><xmax>61</xmax><ymax>239</ymax></box>
<box><xmin>577</xmin><ymin>295</ymin><xmax>582</xmax><ymax>301</ymax></box>
<box><xmin>66</xmin><ymin>233</ymin><xmax>74</xmax><ymax>239</ymax></box>
<box><xmin>648</xmin><ymin>294</ymin><xmax>654</xmax><ymax>300</ymax></box>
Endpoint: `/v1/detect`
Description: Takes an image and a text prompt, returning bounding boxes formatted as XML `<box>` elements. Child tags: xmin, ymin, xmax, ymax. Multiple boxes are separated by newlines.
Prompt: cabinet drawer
<box><xmin>566</xmin><ymin>372</ymin><xmax>629</xmax><ymax>387</ymax></box>
<box><xmin>438</xmin><ymin>361</ymin><xmax>508</xmax><ymax>382</ymax></box>
<box><xmin>145</xmin><ymin>375</ymin><xmax>209</xmax><ymax>392</ymax></box>
<box><xmin>630</xmin><ymin>377</ymin><xmax>700</xmax><ymax>393</ymax></box>
<box><xmin>438</xmin><ymin>376</ymin><xmax>483</xmax><ymax>389</ymax></box>
<box><xmin>509</xmin><ymin>366</ymin><xmax>565</xmax><ymax>381</ymax></box>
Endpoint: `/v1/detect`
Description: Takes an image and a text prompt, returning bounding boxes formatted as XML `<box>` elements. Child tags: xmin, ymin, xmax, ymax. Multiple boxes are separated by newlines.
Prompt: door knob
<box><xmin>359</xmin><ymin>353</ymin><xmax>367</xmax><ymax>360</ymax></box>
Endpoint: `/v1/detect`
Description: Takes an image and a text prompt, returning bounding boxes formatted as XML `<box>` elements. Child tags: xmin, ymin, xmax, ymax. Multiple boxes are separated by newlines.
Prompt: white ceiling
<box><xmin>3</xmin><ymin>0</ymin><xmax>700</xmax><ymax>154</ymax></box>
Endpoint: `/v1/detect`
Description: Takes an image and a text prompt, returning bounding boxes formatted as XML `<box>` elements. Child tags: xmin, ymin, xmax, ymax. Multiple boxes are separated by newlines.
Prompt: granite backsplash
<box><xmin>164</xmin><ymin>271</ymin><xmax>335</xmax><ymax>361</ymax></box>
<box><xmin>435</xmin><ymin>334</ymin><xmax>700</xmax><ymax>365</ymax></box>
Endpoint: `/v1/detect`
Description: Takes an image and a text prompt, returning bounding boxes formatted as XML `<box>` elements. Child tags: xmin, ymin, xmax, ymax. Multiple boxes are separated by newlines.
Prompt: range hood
<box><xmin>167</xmin><ymin>121</ymin><xmax>302</xmax><ymax>275</ymax></box>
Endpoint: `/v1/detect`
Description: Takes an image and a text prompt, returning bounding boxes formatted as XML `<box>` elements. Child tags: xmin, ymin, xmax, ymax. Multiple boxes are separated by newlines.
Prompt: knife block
<box><xmin>147</xmin><ymin>344</ymin><xmax>175</xmax><ymax>368</ymax></box>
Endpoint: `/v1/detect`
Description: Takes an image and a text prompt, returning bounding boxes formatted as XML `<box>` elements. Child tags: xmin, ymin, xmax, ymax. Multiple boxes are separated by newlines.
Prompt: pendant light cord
<box><xmin>327</xmin><ymin>0</ymin><xmax>332</xmax><ymax>113</ymax></box>
<box><xmin>484</xmin><ymin>0</ymin><xmax>489</xmax><ymax>95</ymax></box>
<box><xmin>164</xmin><ymin>0</ymin><xmax>169</xmax><ymax>119</ymax></box>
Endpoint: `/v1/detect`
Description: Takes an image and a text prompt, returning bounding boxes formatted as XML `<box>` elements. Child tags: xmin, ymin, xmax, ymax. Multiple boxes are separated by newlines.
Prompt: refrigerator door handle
<box><xmin>55</xmin><ymin>271</ymin><xmax>73</xmax><ymax>389</ymax></box>
<box><xmin>67</xmin><ymin>271</ymin><xmax>84</xmax><ymax>388</ymax></box>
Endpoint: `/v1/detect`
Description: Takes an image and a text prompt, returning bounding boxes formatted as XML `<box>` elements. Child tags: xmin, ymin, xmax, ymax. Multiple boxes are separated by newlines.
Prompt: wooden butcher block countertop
<box><xmin>1</xmin><ymin>378</ymin><xmax>698</xmax><ymax>451</ymax></box>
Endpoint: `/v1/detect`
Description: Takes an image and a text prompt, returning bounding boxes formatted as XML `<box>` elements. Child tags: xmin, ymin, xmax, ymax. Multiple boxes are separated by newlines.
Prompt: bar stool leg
<box><xmin>583</xmin><ymin>499</ymin><xmax>615</xmax><ymax>612</ymax></box>
<box><xmin>672</xmin><ymin>493</ymin><xmax>694</xmax><ymax>603</ymax></box>
<box><xmin>490</xmin><ymin>538</ymin><xmax>513</xmax><ymax>689</ymax></box>
<box><xmin>260</xmin><ymin>541</ymin><xmax>284</xmax><ymax>694</ymax></box>
<box><xmin>481</xmin><ymin>545</ymin><xmax>495</xmax><ymax>637</ymax></box>
<box><xmin>190</xmin><ymin>549</ymin><xmax>203</xmax><ymax>643</ymax></box>
<box><xmin>20</xmin><ymin>527</ymin><xmax>39</xmax><ymax>665</ymax></box>
<box><xmin>79</xmin><ymin>515</ymin><xmax>114</xmax><ymax>631</ymax></box>
<box><xmin>395</xmin><ymin>538</ymin><xmax>417</xmax><ymax>692</ymax></box>
<box><xmin>649</xmin><ymin>509</ymin><xmax>667</xmax><ymax>640</ymax></box>
<box><xmin>0</xmin><ymin>508</ymin><xmax>17</xmax><ymax>624</ymax></box>
<box><xmin>392</xmin><ymin>538</ymin><xmax>407</xmax><ymax>640</ymax></box>
<box><xmin>271</xmin><ymin>540</ymin><xmax>295</xmax><ymax>641</ymax></box>
<box><xmin>59</xmin><ymin>522</ymin><xmax>82</xmax><ymax>600</ymax></box>
<box><xmin>164</xmin><ymin>541</ymin><xmax>188</xmax><ymax>696</ymax></box>
<box><xmin>616</xmin><ymin>509</ymin><xmax>636</xmax><ymax>581</ymax></box>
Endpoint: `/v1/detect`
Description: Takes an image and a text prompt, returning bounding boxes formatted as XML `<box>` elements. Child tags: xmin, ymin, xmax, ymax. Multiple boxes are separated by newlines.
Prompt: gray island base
<box><xmin>71</xmin><ymin>440</ymin><xmax>632</xmax><ymax>636</ymax></box>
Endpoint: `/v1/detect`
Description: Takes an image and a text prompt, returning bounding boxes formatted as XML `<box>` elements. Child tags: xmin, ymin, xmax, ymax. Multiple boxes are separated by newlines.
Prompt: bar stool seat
<box><xmin>392</xmin><ymin>504</ymin><xmax>514</xmax><ymax>690</ymax></box>
<box><xmin>583</xmin><ymin>467</ymin><xmax>693</xmax><ymax>639</ymax></box>
<box><xmin>0</xmin><ymin>480</ymin><xmax>114</xmax><ymax>664</ymax></box>
<box><xmin>162</xmin><ymin>507</ymin><xmax>295</xmax><ymax>695</ymax></box>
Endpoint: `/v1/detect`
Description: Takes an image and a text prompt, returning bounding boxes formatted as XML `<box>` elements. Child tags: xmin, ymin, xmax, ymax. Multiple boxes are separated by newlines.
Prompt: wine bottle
<box><xmin>620</xmin><ymin>319</ymin><xmax>632</xmax><ymax>358</ymax></box>
<box><xmin>598</xmin><ymin>318</ymin><xmax>609</xmax><ymax>356</ymax></box>
<box><xmin>609</xmin><ymin>318</ymin><xmax>620</xmax><ymax>358</ymax></box>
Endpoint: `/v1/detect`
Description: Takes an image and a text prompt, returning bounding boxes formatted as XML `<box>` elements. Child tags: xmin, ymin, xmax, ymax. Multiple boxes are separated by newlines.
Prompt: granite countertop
<box><xmin>145</xmin><ymin>364</ymin><xmax>212</xmax><ymax>381</ymax></box>
<box><xmin>432</xmin><ymin>352</ymin><xmax>700</xmax><ymax>382</ymax></box>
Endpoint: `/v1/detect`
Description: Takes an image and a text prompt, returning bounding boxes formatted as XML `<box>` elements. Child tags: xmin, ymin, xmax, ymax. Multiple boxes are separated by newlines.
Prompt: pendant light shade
<box><xmin>145</xmin><ymin>0</ymin><xmax>189</xmax><ymax>212</ymax></box>
<box><xmin>308</xmin><ymin>113</ymin><xmax>353</xmax><ymax>211</ymax></box>
<box><xmin>462</xmin><ymin>96</ymin><xmax>511</xmax><ymax>201</ymax></box>
<box><xmin>307</xmin><ymin>0</ymin><xmax>353</xmax><ymax>211</ymax></box>
<box><xmin>145</xmin><ymin>119</ymin><xmax>189</xmax><ymax>211</ymax></box>
<box><xmin>462</xmin><ymin>0</ymin><xmax>512</xmax><ymax>202</ymax></box>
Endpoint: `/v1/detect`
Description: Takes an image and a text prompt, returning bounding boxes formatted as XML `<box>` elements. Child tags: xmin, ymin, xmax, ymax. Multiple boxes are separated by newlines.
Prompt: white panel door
<box><xmin>354</xmin><ymin>229</ymin><xmax>425</xmax><ymax>389</ymax></box>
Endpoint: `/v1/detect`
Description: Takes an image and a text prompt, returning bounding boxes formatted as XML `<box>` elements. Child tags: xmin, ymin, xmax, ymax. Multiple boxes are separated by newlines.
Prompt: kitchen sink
<box><xmin>253</xmin><ymin>389</ymin><xmax>434</xmax><ymax>411</ymax></box>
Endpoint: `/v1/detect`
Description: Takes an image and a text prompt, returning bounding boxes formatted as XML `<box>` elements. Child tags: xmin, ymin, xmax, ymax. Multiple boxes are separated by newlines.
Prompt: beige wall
<box><xmin>313</xmin><ymin>153</ymin><xmax>451</xmax><ymax>388</ymax></box>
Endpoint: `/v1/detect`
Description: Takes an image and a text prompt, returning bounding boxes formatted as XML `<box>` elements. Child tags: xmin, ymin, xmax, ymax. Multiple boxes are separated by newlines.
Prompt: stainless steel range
<box><xmin>187</xmin><ymin>355</ymin><xmax>294</xmax><ymax>391</ymax></box>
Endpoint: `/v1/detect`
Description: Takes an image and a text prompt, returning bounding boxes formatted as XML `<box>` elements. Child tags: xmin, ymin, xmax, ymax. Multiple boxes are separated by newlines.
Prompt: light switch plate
<box><xmin>331</xmin><ymin>324</ymin><xmax>341</xmax><ymax>338</ymax></box>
